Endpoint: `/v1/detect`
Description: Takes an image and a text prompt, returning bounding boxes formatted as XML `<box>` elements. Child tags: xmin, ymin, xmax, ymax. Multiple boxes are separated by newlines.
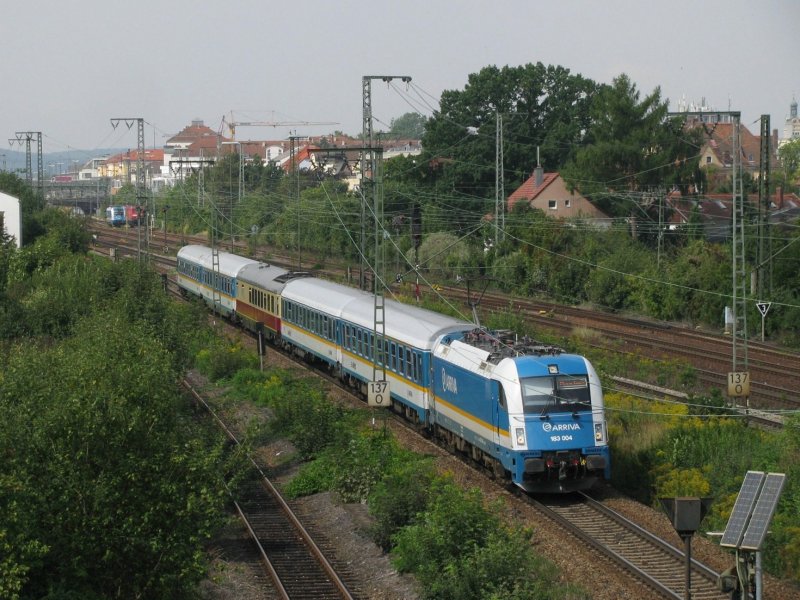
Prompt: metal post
<box><xmin>684</xmin><ymin>534</ymin><xmax>692</xmax><ymax>600</ymax></box>
<box><xmin>755</xmin><ymin>550</ymin><xmax>762</xmax><ymax>600</ymax></box>
<box><xmin>495</xmin><ymin>110</ymin><xmax>504</xmax><ymax>247</ymax></box>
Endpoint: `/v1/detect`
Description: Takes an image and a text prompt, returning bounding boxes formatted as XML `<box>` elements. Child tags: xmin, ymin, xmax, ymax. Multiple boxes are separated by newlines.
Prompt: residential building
<box><xmin>160</xmin><ymin>119</ymin><xmax>230</xmax><ymax>185</ymax></box>
<box><xmin>782</xmin><ymin>98</ymin><xmax>800</xmax><ymax>145</ymax></box>
<box><xmin>507</xmin><ymin>167</ymin><xmax>610</xmax><ymax>225</ymax></box>
<box><xmin>98</xmin><ymin>149</ymin><xmax>164</xmax><ymax>194</ymax></box>
<box><xmin>666</xmin><ymin>190</ymin><xmax>800</xmax><ymax>242</ymax></box>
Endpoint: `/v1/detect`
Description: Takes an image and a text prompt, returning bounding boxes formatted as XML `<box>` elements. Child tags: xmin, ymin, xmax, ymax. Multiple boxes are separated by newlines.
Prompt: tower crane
<box><xmin>222</xmin><ymin>111</ymin><xmax>338</xmax><ymax>141</ymax></box>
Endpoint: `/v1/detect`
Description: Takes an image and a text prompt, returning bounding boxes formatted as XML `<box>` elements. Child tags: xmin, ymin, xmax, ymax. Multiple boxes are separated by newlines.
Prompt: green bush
<box><xmin>195</xmin><ymin>339</ymin><xmax>258</xmax><ymax>382</ymax></box>
<box><xmin>330</xmin><ymin>430</ymin><xmax>400</xmax><ymax>503</ymax></box>
<box><xmin>428</xmin><ymin>528</ymin><xmax>589</xmax><ymax>600</ymax></box>
<box><xmin>369</xmin><ymin>458</ymin><xmax>437</xmax><ymax>551</ymax></box>
<box><xmin>283</xmin><ymin>452</ymin><xmax>337</xmax><ymax>498</ymax></box>
<box><xmin>391</xmin><ymin>478</ymin><xmax>499</xmax><ymax>576</ymax></box>
<box><xmin>269</xmin><ymin>385</ymin><xmax>349</xmax><ymax>460</ymax></box>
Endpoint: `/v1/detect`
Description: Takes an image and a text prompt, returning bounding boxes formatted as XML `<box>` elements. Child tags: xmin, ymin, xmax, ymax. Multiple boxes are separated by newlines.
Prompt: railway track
<box><xmin>90</xmin><ymin>221</ymin><xmax>799</xmax><ymax>417</ymax></box>
<box><xmin>533</xmin><ymin>492</ymin><xmax>726</xmax><ymax>600</ymax></box>
<box><xmin>201</xmin><ymin>307</ymin><xmax>730</xmax><ymax>600</ymax></box>
<box><xmin>182</xmin><ymin>379</ymin><xmax>359</xmax><ymax>599</ymax></box>
<box><xmin>87</xmin><ymin>221</ymin><xmax>797</xmax><ymax>597</ymax></box>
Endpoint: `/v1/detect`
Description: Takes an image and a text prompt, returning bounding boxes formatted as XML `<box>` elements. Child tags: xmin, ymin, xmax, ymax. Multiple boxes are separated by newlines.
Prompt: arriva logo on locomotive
<box><xmin>441</xmin><ymin>369</ymin><xmax>459</xmax><ymax>394</ymax></box>
<box><xmin>542</xmin><ymin>422</ymin><xmax>581</xmax><ymax>432</ymax></box>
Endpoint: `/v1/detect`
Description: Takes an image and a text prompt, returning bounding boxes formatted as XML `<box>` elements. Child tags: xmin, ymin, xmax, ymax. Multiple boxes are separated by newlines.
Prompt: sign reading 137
<box><xmin>727</xmin><ymin>372</ymin><xmax>750</xmax><ymax>398</ymax></box>
<box><xmin>368</xmin><ymin>380</ymin><xmax>391</xmax><ymax>407</ymax></box>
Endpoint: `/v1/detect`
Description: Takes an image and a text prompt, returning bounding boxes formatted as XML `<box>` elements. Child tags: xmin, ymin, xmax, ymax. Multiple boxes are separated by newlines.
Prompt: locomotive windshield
<box><xmin>519</xmin><ymin>375</ymin><xmax>591</xmax><ymax>415</ymax></box>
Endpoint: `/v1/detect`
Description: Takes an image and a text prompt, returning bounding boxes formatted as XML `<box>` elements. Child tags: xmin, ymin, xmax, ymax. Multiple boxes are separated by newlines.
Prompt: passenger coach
<box><xmin>279</xmin><ymin>277</ymin><xmax>471</xmax><ymax>423</ymax></box>
<box><xmin>175</xmin><ymin>245</ymin><xmax>257</xmax><ymax>318</ymax></box>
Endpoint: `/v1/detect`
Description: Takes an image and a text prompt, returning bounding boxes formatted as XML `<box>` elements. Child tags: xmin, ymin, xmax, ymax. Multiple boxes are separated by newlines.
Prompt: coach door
<box><xmin>491</xmin><ymin>381</ymin><xmax>503</xmax><ymax>448</ymax></box>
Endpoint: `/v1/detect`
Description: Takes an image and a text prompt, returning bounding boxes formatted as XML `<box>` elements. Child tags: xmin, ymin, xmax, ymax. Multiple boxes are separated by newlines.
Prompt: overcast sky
<box><xmin>2</xmin><ymin>0</ymin><xmax>798</xmax><ymax>155</ymax></box>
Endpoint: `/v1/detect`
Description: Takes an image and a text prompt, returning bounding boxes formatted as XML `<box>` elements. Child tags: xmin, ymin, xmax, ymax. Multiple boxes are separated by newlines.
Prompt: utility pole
<box><xmin>111</xmin><ymin>118</ymin><xmax>147</xmax><ymax>261</ymax></box>
<box><xmin>757</xmin><ymin>115</ymin><xmax>771</xmax><ymax>299</ymax></box>
<box><xmin>362</xmin><ymin>74</ymin><xmax>411</xmax><ymax>394</ymax></box>
<box><xmin>362</xmin><ymin>75</ymin><xmax>411</xmax><ymax>291</ymax></box>
<box><xmin>729</xmin><ymin>112</ymin><xmax>747</xmax><ymax>379</ymax></box>
<box><xmin>289</xmin><ymin>134</ymin><xmax>303</xmax><ymax>269</ymax></box>
<box><xmin>495</xmin><ymin>111</ymin><xmax>505</xmax><ymax>247</ymax></box>
<box><xmin>670</xmin><ymin>110</ymin><xmax>746</xmax><ymax>407</ymax></box>
<box><xmin>9</xmin><ymin>131</ymin><xmax>43</xmax><ymax>207</ymax></box>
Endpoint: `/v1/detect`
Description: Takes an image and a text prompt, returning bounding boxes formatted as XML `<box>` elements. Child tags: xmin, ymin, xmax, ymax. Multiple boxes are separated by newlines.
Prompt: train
<box><xmin>106</xmin><ymin>205</ymin><xmax>141</xmax><ymax>227</ymax></box>
<box><xmin>176</xmin><ymin>244</ymin><xmax>610</xmax><ymax>493</ymax></box>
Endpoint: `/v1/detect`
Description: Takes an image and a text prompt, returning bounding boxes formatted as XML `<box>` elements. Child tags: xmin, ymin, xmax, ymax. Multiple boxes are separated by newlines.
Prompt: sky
<box><xmin>2</xmin><ymin>0</ymin><xmax>798</xmax><ymax>157</ymax></box>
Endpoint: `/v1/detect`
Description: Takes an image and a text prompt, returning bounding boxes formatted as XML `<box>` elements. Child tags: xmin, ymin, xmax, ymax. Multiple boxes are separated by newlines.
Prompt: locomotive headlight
<box><xmin>515</xmin><ymin>428</ymin><xmax>526</xmax><ymax>446</ymax></box>
<box><xmin>594</xmin><ymin>423</ymin><xmax>604</xmax><ymax>442</ymax></box>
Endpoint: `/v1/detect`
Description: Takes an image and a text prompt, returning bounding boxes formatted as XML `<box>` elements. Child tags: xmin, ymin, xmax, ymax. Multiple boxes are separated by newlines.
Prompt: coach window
<box><xmin>357</xmin><ymin>330</ymin><xmax>363</xmax><ymax>356</ymax></box>
<box><xmin>412</xmin><ymin>352</ymin><xmax>419</xmax><ymax>382</ymax></box>
<box><xmin>390</xmin><ymin>342</ymin><xmax>396</xmax><ymax>371</ymax></box>
<box><xmin>397</xmin><ymin>345</ymin><xmax>405</xmax><ymax>375</ymax></box>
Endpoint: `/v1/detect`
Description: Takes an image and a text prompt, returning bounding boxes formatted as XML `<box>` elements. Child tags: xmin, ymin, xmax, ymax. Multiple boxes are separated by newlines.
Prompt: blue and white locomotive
<box><xmin>432</xmin><ymin>329</ymin><xmax>609</xmax><ymax>493</ymax></box>
<box><xmin>175</xmin><ymin>245</ymin><xmax>610</xmax><ymax>493</ymax></box>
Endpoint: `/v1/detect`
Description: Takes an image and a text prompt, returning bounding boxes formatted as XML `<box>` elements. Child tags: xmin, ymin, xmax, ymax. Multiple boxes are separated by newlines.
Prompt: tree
<box><xmin>387</xmin><ymin>112</ymin><xmax>427</xmax><ymax>139</ymax></box>
<box><xmin>562</xmin><ymin>74</ymin><xmax>703</xmax><ymax>219</ymax></box>
<box><xmin>778</xmin><ymin>138</ymin><xmax>800</xmax><ymax>191</ymax></box>
<box><xmin>0</xmin><ymin>248</ymin><xmax>238</xmax><ymax>597</ymax></box>
<box><xmin>422</xmin><ymin>63</ymin><xmax>600</xmax><ymax>201</ymax></box>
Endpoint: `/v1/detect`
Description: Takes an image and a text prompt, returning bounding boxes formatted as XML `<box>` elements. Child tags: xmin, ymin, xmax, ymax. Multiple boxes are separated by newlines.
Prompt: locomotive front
<box><xmin>495</xmin><ymin>353</ymin><xmax>610</xmax><ymax>493</ymax></box>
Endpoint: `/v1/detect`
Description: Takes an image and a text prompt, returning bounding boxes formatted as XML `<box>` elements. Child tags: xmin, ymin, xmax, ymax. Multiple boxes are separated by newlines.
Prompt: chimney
<box><xmin>534</xmin><ymin>166</ymin><xmax>543</xmax><ymax>188</ymax></box>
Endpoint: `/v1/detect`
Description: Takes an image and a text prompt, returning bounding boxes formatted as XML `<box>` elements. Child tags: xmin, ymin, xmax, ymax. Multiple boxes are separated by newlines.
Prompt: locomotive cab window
<box><xmin>520</xmin><ymin>375</ymin><xmax>589</xmax><ymax>414</ymax></box>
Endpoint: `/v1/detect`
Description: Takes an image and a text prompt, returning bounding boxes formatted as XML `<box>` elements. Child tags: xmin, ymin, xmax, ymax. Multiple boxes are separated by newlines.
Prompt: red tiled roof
<box><xmin>167</xmin><ymin>122</ymin><xmax>227</xmax><ymax>144</ymax></box>
<box><xmin>507</xmin><ymin>170</ymin><xmax>560</xmax><ymax>211</ymax></box>
<box><xmin>105</xmin><ymin>149</ymin><xmax>164</xmax><ymax>163</ymax></box>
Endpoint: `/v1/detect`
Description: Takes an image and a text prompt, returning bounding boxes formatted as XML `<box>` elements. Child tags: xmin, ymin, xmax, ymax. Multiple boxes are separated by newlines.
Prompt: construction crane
<box><xmin>222</xmin><ymin>111</ymin><xmax>338</xmax><ymax>141</ymax></box>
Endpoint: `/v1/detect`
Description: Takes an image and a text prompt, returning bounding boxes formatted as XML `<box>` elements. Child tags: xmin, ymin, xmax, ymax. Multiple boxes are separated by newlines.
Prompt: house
<box><xmin>161</xmin><ymin>119</ymin><xmax>229</xmax><ymax>184</ymax></box>
<box><xmin>666</xmin><ymin>190</ymin><xmax>800</xmax><ymax>242</ymax></box>
<box><xmin>0</xmin><ymin>191</ymin><xmax>22</xmax><ymax>248</ymax></box>
<box><xmin>685</xmin><ymin>119</ymin><xmax>780</xmax><ymax>195</ymax></box>
<box><xmin>98</xmin><ymin>149</ymin><xmax>164</xmax><ymax>194</ymax></box>
<box><xmin>507</xmin><ymin>167</ymin><xmax>610</xmax><ymax>225</ymax></box>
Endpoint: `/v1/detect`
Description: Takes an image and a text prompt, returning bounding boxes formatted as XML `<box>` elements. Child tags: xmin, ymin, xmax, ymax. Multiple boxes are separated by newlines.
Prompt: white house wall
<box><xmin>0</xmin><ymin>192</ymin><xmax>22</xmax><ymax>248</ymax></box>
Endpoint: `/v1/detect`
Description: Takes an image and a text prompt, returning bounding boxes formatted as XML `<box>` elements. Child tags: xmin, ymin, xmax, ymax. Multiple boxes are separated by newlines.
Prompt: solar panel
<box><xmin>739</xmin><ymin>473</ymin><xmax>786</xmax><ymax>551</ymax></box>
<box><xmin>720</xmin><ymin>471</ymin><xmax>764</xmax><ymax>548</ymax></box>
